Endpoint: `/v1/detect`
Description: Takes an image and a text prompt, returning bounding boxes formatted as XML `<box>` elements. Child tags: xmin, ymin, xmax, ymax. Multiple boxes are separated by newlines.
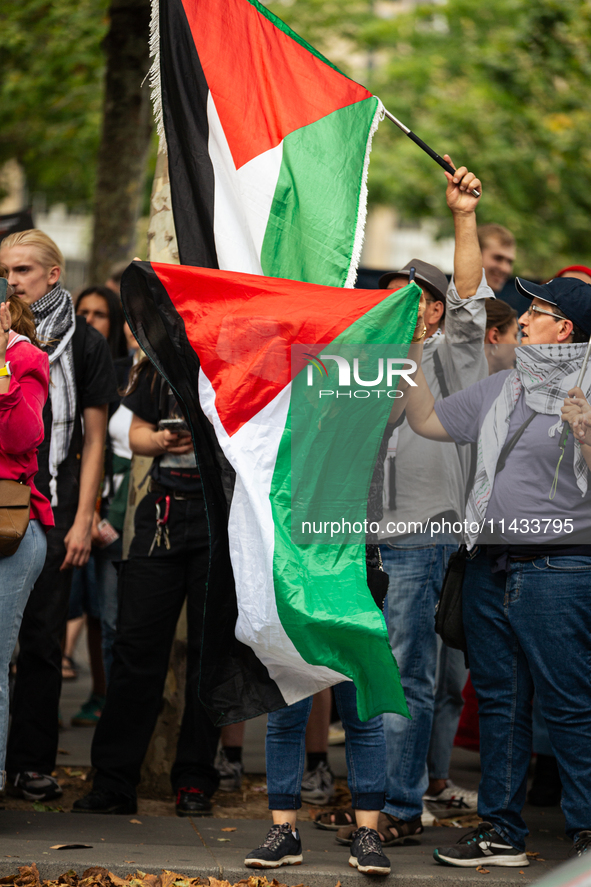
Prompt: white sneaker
<box><xmin>215</xmin><ymin>748</ymin><xmax>243</xmax><ymax>792</ymax></box>
<box><xmin>423</xmin><ymin>780</ymin><xmax>478</xmax><ymax>817</ymax></box>
<box><xmin>300</xmin><ymin>760</ymin><xmax>335</xmax><ymax>805</ymax></box>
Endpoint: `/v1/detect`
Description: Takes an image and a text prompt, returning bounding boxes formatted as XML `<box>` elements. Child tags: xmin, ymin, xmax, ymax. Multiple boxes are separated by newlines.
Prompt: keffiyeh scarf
<box><xmin>31</xmin><ymin>284</ymin><xmax>77</xmax><ymax>506</ymax></box>
<box><xmin>465</xmin><ymin>343</ymin><xmax>591</xmax><ymax>548</ymax></box>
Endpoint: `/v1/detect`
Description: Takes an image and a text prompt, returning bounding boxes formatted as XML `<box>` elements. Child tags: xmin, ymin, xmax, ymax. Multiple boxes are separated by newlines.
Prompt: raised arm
<box><xmin>404</xmin><ymin>365</ymin><xmax>453</xmax><ymax>441</ymax></box>
<box><xmin>444</xmin><ymin>155</ymin><xmax>483</xmax><ymax>300</ymax></box>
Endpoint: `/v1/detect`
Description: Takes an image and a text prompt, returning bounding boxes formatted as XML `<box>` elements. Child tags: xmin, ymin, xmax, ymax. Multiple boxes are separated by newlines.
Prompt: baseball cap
<box><xmin>379</xmin><ymin>259</ymin><xmax>448</xmax><ymax>303</ymax></box>
<box><xmin>515</xmin><ymin>277</ymin><xmax>591</xmax><ymax>336</ymax></box>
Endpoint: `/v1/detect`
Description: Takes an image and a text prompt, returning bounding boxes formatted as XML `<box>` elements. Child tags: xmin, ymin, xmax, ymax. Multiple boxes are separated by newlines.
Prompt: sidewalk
<box><xmin>0</xmin><ymin>806</ymin><xmax>571</xmax><ymax>886</ymax></box>
<box><xmin>0</xmin><ymin>647</ymin><xmax>575</xmax><ymax>886</ymax></box>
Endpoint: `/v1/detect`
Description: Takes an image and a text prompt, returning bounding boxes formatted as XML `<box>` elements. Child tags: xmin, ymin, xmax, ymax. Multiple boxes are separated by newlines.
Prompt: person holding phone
<box><xmin>73</xmin><ymin>357</ymin><xmax>220</xmax><ymax>817</ymax></box>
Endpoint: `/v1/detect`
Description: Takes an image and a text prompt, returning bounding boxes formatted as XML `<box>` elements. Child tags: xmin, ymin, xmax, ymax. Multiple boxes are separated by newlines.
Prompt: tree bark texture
<box><xmin>137</xmin><ymin>149</ymin><xmax>185</xmax><ymax>797</ymax></box>
<box><xmin>89</xmin><ymin>0</ymin><xmax>153</xmax><ymax>284</ymax></box>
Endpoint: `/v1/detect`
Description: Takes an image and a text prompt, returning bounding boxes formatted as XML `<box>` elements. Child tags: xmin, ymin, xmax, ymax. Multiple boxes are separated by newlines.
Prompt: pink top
<box><xmin>0</xmin><ymin>334</ymin><xmax>54</xmax><ymax>528</ymax></box>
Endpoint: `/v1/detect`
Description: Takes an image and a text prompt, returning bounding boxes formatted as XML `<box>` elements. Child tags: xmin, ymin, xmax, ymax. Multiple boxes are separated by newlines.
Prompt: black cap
<box><xmin>379</xmin><ymin>259</ymin><xmax>448</xmax><ymax>302</ymax></box>
<box><xmin>515</xmin><ymin>277</ymin><xmax>591</xmax><ymax>336</ymax></box>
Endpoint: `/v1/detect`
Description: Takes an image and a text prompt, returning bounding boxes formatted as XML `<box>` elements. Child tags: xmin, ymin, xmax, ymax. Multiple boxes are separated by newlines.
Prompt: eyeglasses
<box><xmin>527</xmin><ymin>304</ymin><xmax>564</xmax><ymax>322</ymax></box>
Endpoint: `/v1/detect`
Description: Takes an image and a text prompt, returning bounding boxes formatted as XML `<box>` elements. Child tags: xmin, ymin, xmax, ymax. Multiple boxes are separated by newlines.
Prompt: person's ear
<box><xmin>557</xmin><ymin>319</ymin><xmax>574</xmax><ymax>344</ymax></box>
<box><xmin>47</xmin><ymin>265</ymin><xmax>61</xmax><ymax>286</ymax></box>
<box><xmin>486</xmin><ymin>327</ymin><xmax>500</xmax><ymax>345</ymax></box>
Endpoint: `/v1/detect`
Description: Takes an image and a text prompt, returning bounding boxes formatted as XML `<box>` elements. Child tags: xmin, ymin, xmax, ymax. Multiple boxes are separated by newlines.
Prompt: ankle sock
<box><xmin>306</xmin><ymin>751</ymin><xmax>328</xmax><ymax>772</ymax></box>
<box><xmin>223</xmin><ymin>745</ymin><xmax>242</xmax><ymax>764</ymax></box>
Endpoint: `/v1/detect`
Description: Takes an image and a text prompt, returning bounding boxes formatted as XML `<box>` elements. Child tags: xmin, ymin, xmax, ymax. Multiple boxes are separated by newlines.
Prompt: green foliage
<box><xmin>0</xmin><ymin>0</ymin><xmax>109</xmax><ymax>208</ymax></box>
<box><xmin>266</xmin><ymin>0</ymin><xmax>591</xmax><ymax>276</ymax></box>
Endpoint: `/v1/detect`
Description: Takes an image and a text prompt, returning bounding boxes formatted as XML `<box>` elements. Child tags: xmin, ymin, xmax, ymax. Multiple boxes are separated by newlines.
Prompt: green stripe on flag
<box><xmin>269</xmin><ymin>282</ymin><xmax>421</xmax><ymax>721</ymax></box>
<box><xmin>260</xmin><ymin>98</ymin><xmax>379</xmax><ymax>287</ymax></box>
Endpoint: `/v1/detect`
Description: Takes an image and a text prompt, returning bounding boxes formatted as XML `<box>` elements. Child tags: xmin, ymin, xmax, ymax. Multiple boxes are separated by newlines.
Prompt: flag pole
<box><xmin>383</xmin><ymin>108</ymin><xmax>481</xmax><ymax>198</ymax></box>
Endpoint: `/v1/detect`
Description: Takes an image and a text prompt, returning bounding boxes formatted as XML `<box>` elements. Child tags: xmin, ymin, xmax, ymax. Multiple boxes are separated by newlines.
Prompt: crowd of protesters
<box><xmin>0</xmin><ymin>155</ymin><xmax>590</xmax><ymax>876</ymax></box>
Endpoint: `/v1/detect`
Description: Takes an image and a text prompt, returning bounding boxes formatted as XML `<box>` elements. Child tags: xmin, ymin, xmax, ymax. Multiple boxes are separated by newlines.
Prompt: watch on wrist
<box><xmin>0</xmin><ymin>362</ymin><xmax>11</xmax><ymax>378</ymax></box>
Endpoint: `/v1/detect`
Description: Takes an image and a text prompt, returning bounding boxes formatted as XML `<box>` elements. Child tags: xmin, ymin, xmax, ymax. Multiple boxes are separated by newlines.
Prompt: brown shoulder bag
<box><xmin>0</xmin><ymin>479</ymin><xmax>31</xmax><ymax>557</ymax></box>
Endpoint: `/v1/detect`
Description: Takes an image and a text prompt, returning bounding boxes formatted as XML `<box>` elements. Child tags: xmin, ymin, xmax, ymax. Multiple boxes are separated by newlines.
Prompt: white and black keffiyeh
<box><xmin>465</xmin><ymin>343</ymin><xmax>591</xmax><ymax>547</ymax></box>
<box><xmin>31</xmin><ymin>284</ymin><xmax>77</xmax><ymax>505</ymax></box>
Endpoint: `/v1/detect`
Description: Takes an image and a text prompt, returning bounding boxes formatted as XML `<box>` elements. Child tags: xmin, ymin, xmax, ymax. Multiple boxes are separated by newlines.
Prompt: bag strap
<box><xmin>432</xmin><ymin>348</ymin><xmax>450</xmax><ymax>399</ymax></box>
<box><xmin>72</xmin><ymin>315</ymin><xmax>87</xmax><ymax>394</ymax></box>
<box><xmin>495</xmin><ymin>411</ymin><xmax>536</xmax><ymax>476</ymax></box>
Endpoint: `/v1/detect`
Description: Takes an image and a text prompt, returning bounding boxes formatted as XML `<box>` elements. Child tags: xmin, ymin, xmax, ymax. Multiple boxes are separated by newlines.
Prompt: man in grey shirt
<box><xmin>405</xmin><ymin>274</ymin><xmax>591</xmax><ymax>865</ymax></box>
<box><xmin>376</xmin><ymin>160</ymin><xmax>490</xmax><ymax>842</ymax></box>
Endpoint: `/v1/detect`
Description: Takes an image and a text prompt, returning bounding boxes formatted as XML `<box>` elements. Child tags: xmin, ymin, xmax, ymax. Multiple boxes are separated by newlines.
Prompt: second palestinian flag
<box><xmin>151</xmin><ymin>0</ymin><xmax>382</xmax><ymax>287</ymax></box>
<box><xmin>122</xmin><ymin>261</ymin><xmax>419</xmax><ymax>722</ymax></box>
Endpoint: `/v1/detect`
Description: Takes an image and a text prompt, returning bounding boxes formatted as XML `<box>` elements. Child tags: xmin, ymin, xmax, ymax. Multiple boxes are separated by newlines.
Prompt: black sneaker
<box><xmin>10</xmin><ymin>772</ymin><xmax>63</xmax><ymax>802</ymax></box>
<box><xmin>72</xmin><ymin>789</ymin><xmax>137</xmax><ymax>815</ymax></box>
<box><xmin>244</xmin><ymin>822</ymin><xmax>303</xmax><ymax>868</ymax></box>
<box><xmin>176</xmin><ymin>787</ymin><xmax>212</xmax><ymax>817</ymax></box>
<box><xmin>348</xmin><ymin>826</ymin><xmax>391</xmax><ymax>876</ymax></box>
<box><xmin>573</xmin><ymin>830</ymin><xmax>591</xmax><ymax>857</ymax></box>
<box><xmin>434</xmin><ymin>821</ymin><xmax>528</xmax><ymax>867</ymax></box>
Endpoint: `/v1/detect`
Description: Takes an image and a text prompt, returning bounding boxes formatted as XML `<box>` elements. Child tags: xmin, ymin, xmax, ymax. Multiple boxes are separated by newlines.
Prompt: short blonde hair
<box><xmin>1</xmin><ymin>229</ymin><xmax>64</xmax><ymax>273</ymax></box>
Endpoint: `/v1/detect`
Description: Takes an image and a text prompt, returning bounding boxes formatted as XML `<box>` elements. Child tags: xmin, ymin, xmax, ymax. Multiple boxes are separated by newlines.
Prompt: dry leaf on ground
<box><xmin>475</xmin><ymin>866</ymin><xmax>490</xmax><ymax>873</ymax></box>
<box><xmin>220</xmin><ymin>828</ymin><xmax>236</xmax><ymax>833</ymax></box>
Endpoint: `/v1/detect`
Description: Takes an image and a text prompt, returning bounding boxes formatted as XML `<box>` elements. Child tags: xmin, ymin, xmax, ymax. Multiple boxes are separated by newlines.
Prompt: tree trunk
<box><xmin>89</xmin><ymin>0</ymin><xmax>153</xmax><ymax>284</ymax></box>
<box><xmin>137</xmin><ymin>148</ymin><xmax>185</xmax><ymax>798</ymax></box>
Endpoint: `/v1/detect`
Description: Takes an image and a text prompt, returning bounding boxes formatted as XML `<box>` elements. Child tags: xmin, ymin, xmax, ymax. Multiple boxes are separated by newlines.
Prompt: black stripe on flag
<box><xmin>160</xmin><ymin>0</ymin><xmax>219</xmax><ymax>268</ymax></box>
<box><xmin>121</xmin><ymin>262</ymin><xmax>287</xmax><ymax>724</ymax></box>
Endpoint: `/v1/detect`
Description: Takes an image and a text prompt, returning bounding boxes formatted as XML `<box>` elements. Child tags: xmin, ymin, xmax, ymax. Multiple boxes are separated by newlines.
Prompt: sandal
<box><xmin>313</xmin><ymin>805</ymin><xmax>355</xmax><ymax>830</ymax></box>
<box><xmin>62</xmin><ymin>655</ymin><xmax>78</xmax><ymax>681</ymax></box>
<box><xmin>335</xmin><ymin>812</ymin><xmax>423</xmax><ymax>847</ymax></box>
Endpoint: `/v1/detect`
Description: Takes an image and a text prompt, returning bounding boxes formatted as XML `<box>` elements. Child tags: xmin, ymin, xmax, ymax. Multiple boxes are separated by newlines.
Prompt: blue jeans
<box><xmin>266</xmin><ymin>681</ymin><xmax>385</xmax><ymax>810</ymax></box>
<box><xmin>380</xmin><ymin>535</ymin><xmax>458</xmax><ymax>820</ymax></box>
<box><xmin>427</xmin><ymin>638</ymin><xmax>468</xmax><ymax>780</ymax></box>
<box><xmin>464</xmin><ymin>549</ymin><xmax>591</xmax><ymax>848</ymax></box>
<box><xmin>0</xmin><ymin>520</ymin><xmax>47</xmax><ymax>787</ymax></box>
<box><xmin>69</xmin><ymin>538</ymin><xmax>121</xmax><ymax>684</ymax></box>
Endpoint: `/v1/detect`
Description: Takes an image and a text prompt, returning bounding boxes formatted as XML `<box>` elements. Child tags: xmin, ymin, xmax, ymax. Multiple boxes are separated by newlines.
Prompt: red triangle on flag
<box><xmin>152</xmin><ymin>262</ymin><xmax>392</xmax><ymax>437</ymax></box>
<box><xmin>180</xmin><ymin>0</ymin><xmax>372</xmax><ymax>170</ymax></box>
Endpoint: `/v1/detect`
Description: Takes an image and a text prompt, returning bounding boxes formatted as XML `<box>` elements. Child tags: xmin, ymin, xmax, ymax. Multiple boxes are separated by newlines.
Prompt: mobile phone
<box><xmin>158</xmin><ymin>418</ymin><xmax>189</xmax><ymax>434</ymax></box>
<box><xmin>0</xmin><ymin>279</ymin><xmax>7</xmax><ymax>303</ymax></box>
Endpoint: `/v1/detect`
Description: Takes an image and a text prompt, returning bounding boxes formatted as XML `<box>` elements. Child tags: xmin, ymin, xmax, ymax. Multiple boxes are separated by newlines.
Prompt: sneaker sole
<box><xmin>433</xmin><ymin>850</ymin><xmax>529</xmax><ymax>867</ymax></box>
<box><xmin>72</xmin><ymin>802</ymin><xmax>136</xmax><ymax>815</ymax></box>
<box><xmin>20</xmin><ymin>788</ymin><xmax>63</xmax><ymax>802</ymax></box>
<box><xmin>349</xmin><ymin>857</ymin><xmax>390</xmax><ymax>875</ymax></box>
<box><xmin>244</xmin><ymin>856</ymin><xmax>303</xmax><ymax>868</ymax></box>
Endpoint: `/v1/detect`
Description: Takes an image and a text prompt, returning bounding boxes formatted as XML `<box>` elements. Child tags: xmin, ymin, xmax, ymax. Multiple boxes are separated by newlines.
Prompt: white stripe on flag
<box><xmin>198</xmin><ymin>369</ymin><xmax>348</xmax><ymax>702</ymax></box>
<box><xmin>207</xmin><ymin>93</ymin><xmax>283</xmax><ymax>274</ymax></box>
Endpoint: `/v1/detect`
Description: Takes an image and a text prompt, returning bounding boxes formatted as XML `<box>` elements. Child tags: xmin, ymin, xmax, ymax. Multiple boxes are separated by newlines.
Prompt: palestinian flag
<box><xmin>122</xmin><ymin>261</ymin><xmax>420</xmax><ymax>722</ymax></box>
<box><xmin>149</xmin><ymin>0</ymin><xmax>382</xmax><ymax>286</ymax></box>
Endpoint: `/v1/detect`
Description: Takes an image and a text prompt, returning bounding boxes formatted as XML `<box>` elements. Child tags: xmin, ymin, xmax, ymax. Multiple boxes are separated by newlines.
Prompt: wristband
<box><xmin>0</xmin><ymin>362</ymin><xmax>11</xmax><ymax>378</ymax></box>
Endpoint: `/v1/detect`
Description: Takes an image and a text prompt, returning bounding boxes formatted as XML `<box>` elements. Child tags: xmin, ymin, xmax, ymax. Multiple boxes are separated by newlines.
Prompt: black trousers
<box><xmin>7</xmin><ymin>515</ymin><xmax>74</xmax><ymax>775</ymax></box>
<box><xmin>92</xmin><ymin>491</ymin><xmax>220</xmax><ymax>799</ymax></box>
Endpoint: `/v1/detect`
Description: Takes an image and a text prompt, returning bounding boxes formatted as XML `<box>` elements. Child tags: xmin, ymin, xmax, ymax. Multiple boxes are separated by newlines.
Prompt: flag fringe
<box><xmin>345</xmin><ymin>98</ymin><xmax>384</xmax><ymax>289</ymax></box>
<box><xmin>148</xmin><ymin>0</ymin><xmax>168</xmax><ymax>153</ymax></box>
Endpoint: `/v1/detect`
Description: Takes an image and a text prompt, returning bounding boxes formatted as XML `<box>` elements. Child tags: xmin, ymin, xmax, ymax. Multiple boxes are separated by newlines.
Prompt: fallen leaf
<box><xmin>519</xmin><ymin>872</ymin><xmax>524</xmax><ymax>875</ymax></box>
<box><xmin>50</xmin><ymin>845</ymin><xmax>93</xmax><ymax>851</ymax></box>
<box><xmin>129</xmin><ymin>819</ymin><xmax>142</xmax><ymax>825</ymax></box>
<box><xmin>57</xmin><ymin>748</ymin><xmax>70</xmax><ymax>755</ymax></box>
<box><xmin>335</xmin><ymin>883</ymin><xmax>342</xmax><ymax>887</ymax></box>
<box><xmin>475</xmin><ymin>866</ymin><xmax>490</xmax><ymax>873</ymax></box>
<box><xmin>33</xmin><ymin>802</ymin><xmax>63</xmax><ymax>813</ymax></box>
<box><xmin>220</xmin><ymin>828</ymin><xmax>236</xmax><ymax>833</ymax></box>
<box><xmin>207</xmin><ymin>879</ymin><xmax>231</xmax><ymax>887</ymax></box>
<box><xmin>217</xmin><ymin>838</ymin><xmax>231</xmax><ymax>842</ymax></box>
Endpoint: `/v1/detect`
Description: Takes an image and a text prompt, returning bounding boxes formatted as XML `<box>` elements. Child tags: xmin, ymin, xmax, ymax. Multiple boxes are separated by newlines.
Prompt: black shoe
<box><xmin>527</xmin><ymin>754</ymin><xmax>562</xmax><ymax>806</ymax></box>
<box><xmin>348</xmin><ymin>826</ymin><xmax>391</xmax><ymax>876</ymax></box>
<box><xmin>175</xmin><ymin>787</ymin><xmax>212</xmax><ymax>817</ymax></box>
<box><xmin>573</xmin><ymin>830</ymin><xmax>591</xmax><ymax>857</ymax></box>
<box><xmin>434</xmin><ymin>821</ymin><xmax>528</xmax><ymax>867</ymax></box>
<box><xmin>244</xmin><ymin>822</ymin><xmax>303</xmax><ymax>868</ymax></box>
<box><xmin>9</xmin><ymin>772</ymin><xmax>63</xmax><ymax>802</ymax></box>
<box><xmin>72</xmin><ymin>789</ymin><xmax>137</xmax><ymax>815</ymax></box>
